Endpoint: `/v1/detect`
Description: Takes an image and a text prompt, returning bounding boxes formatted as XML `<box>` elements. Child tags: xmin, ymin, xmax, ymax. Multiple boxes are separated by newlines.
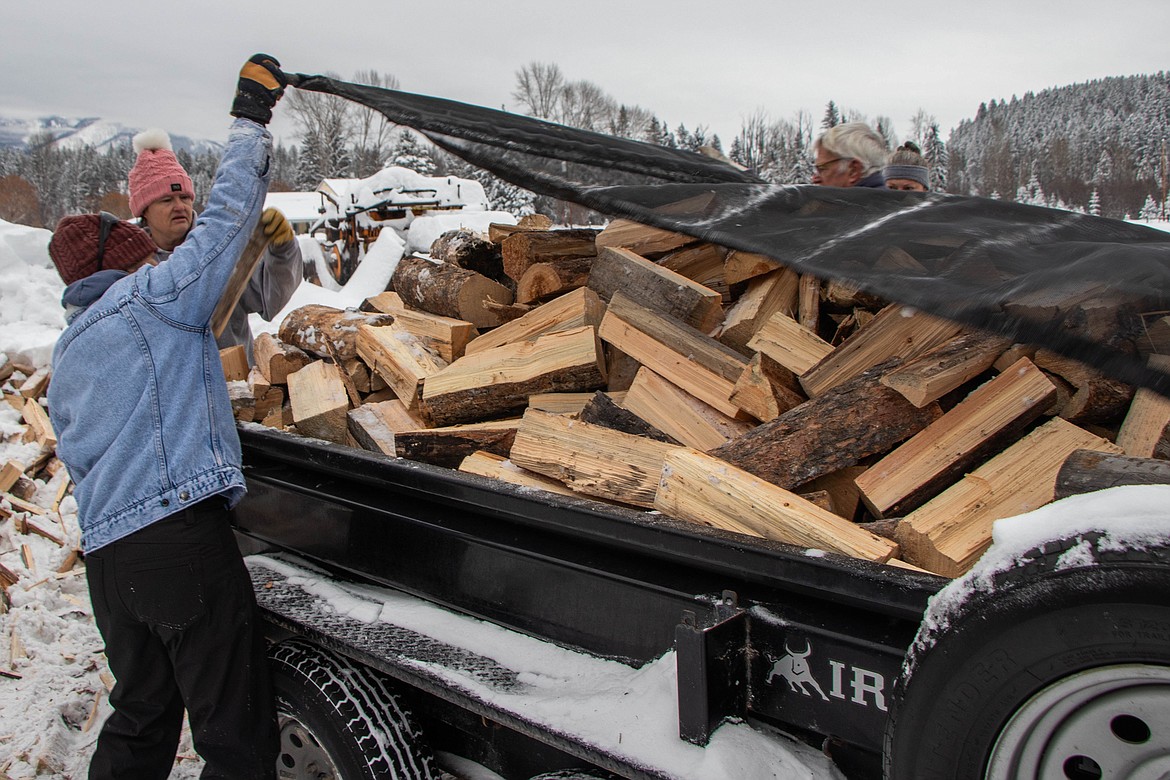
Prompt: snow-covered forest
<box><xmin>1</xmin><ymin>64</ymin><xmax>1167</xmax><ymax>227</ymax></box>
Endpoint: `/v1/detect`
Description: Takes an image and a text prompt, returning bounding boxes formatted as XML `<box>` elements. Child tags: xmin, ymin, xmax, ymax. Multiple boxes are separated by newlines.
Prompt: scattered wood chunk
<box><xmin>799</xmin><ymin>303</ymin><xmax>964</xmax><ymax>398</ymax></box>
<box><xmin>1114</xmin><ymin>354</ymin><xmax>1170</xmax><ymax>457</ymax></box>
<box><xmin>587</xmin><ymin>246</ymin><xmax>724</xmax><ymax>333</ymax></box>
<box><xmin>18</xmin><ymin>367</ymin><xmax>50</xmax><ymax>400</ymax></box>
<box><xmin>356</xmin><ymin>323</ymin><xmax>448</xmax><ymax>411</ymax></box>
<box><xmin>718</xmin><ymin>267</ymin><xmax>800</xmax><ymax>354</ymax></box>
<box><xmin>1055</xmin><ymin>448</ymin><xmax>1170</xmax><ymax>499</ymax></box>
<box><xmin>423</xmin><ymin>326</ymin><xmax>606</xmax><ymax>427</ymax></box>
<box><xmin>391</xmin><ymin>254</ymin><xmax>514</xmax><ymax>328</ymax></box>
<box><xmin>857</xmin><ymin>358</ymin><xmax>1057</xmax><ymax>518</ymax></box>
<box><xmin>711</xmin><ymin>359</ymin><xmax>942</xmax><ymax>490</ymax></box>
<box><xmin>598</xmin><ymin>292</ymin><xmax>748</xmax><ymax>418</ymax></box>
<box><xmin>458</xmin><ymin>451</ymin><xmax>577</xmax><ymax>497</ymax></box>
<box><xmin>0</xmin><ymin>560</ymin><xmax>19</xmax><ymax>588</ymax></box>
<box><xmin>465</xmin><ymin>287</ymin><xmax>605</xmax><ymax>357</ymax></box>
<box><xmin>218</xmin><ymin>346</ymin><xmax>249</xmax><ymax>382</ymax></box>
<box><xmin>654</xmin><ymin>449</ymin><xmax>898</xmax><ymax>561</ymax></box>
<box><xmin>0</xmin><ymin>462</ymin><xmax>24</xmax><ymax>494</ymax></box>
<box><xmin>279</xmin><ymin>305</ymin><xmax>394</xmax><ymax>361</ymax></box>
<box><xmin>287</xmin><ymin>361</ymin><xmax>351</xmax><ymax>444</ymax></box>
<box><xmin>895</xmin><ymin>418</ymin><xmax>1123</xmax><ymax>577</ymax></box>
<box><xmin>729</xmin><ymin>353</ymin><xmax>805</xmax><ymax>423</ymax></box>
<box><xmin>622</xmin><ymin>367</ymin><xmax>753</xmax><ymax>451</ymax></box>
<box><xmin>880</xmin><ymin>330</ymin><xmax>1012</xmax><ymax>407</ymax></box>
<box><xmin>362</xmin><ymin>291</ymin><xmax>478</xmax><ymax>363</ymax></box>
<box><xmin>747</xmin><ymin>311</ymin><xmax>834</xmax><ymax>377</ymax></box>
<box><xmin>510</xmin><ymin>408</ymin><xmax>681</xmax><ymax>507</ymax></box>
<box><xmin>395</xmin><ymin>419</ymin><xmax>519</xmax><ymax>469</ymax></box>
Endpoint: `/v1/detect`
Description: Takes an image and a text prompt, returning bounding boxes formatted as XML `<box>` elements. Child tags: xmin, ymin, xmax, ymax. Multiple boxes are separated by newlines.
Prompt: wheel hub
<box><xmin>987</xmin><ymin>664</ymin><xmax>1170</xmax><ymax>779</ymax></box>
<box><xmin>276</xmin><ymin>713</ymin><xmax>343</xmax><ymax>780</ymax></box>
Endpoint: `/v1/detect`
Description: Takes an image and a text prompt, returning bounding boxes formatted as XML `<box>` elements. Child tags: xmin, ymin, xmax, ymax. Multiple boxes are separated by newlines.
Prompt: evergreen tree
<box><xmin>390</xmin><ymin>130</ymin><xmax>436</xmax><ymax>175</ymax></box>
<box><xmin>1139</xmin><ymin>194</ymin><xmax>1160</xmax><ymax>221</ymax></box>
<box><xmin>1088</xmin><ymin>189</ymin><xmax>1102</xmax><ymax>216</ymax></box>
<box><xmin>822</xmin><ymin>101</ymin><xmax>840</xmax><ymax>130</ymax></box>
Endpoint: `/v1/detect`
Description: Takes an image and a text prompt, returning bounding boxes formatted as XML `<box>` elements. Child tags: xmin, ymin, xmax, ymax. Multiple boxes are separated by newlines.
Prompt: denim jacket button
<box><xmin>161</xmin><ymin>498</ymin><xmax>170</xmax><ymax>507</ymax></box>
<box><xmin>179</xmin><ymin>491</ymin><xmax>190</xmax><ymax>501</ymax></box>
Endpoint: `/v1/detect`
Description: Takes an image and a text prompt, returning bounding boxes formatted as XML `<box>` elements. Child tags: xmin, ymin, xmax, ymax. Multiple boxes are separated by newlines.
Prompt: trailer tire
<box><xmin>884</xmin><ymin>533</ymin><xmax>1170</xmax><ymax>779</ymax></box>
<box><xmin>269</xmin><ymin>639</ymin><xmax>438</xmax><ymax>780</ymax></box>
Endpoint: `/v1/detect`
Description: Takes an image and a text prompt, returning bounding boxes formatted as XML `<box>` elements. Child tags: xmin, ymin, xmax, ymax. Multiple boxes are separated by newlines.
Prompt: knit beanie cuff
<box><xmin>883</xmin><ymin>164</ymin><xmax>930</xmax><ymax>188</ymax></box>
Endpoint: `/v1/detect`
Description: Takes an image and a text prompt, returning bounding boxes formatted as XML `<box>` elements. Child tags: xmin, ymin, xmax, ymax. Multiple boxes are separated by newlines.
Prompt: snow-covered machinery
<box><xmin>313</xmin><ymin>167</ymin><xmax>489</xmax><ymax>284</ymax></box>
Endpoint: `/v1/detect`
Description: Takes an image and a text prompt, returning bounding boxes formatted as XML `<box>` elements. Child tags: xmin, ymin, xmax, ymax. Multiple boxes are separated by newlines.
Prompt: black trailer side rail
<box><xmin>233</xmin><ymin>425</ymin><xmax>946</xmax><ymax>758</ymax></box>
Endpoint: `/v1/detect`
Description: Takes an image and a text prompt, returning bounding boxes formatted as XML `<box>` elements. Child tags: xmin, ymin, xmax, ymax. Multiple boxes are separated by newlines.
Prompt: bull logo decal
<box><xmin>769</xmin><ymin>639</ymin><xmax>829</xmax><ymax>701</ymax></box>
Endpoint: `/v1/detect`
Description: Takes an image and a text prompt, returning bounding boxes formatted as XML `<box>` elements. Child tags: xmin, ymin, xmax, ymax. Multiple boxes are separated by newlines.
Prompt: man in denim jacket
<box><xmin>47</xmin><ymin>55</ymin><xmax>289</xmax><ymax>779</ymax></box>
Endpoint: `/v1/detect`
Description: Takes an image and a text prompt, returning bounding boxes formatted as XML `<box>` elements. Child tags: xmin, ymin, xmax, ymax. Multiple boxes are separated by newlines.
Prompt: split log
<box><xmin>458</xmin><ymin>451</ymin><xmax>577</xmax><ymax>497</ymax></box>
<box><xmin>797</xmin><ymin>274</ymin><xmax>821</xmax><ymax>333</ymax></box>
<box><xmin>654</xmin><ymin>449</ymin><xmax>898</xmax><ymax>562</ymax></box>
<box><xmin>1115</xmin><ymin>355</ymin><xmax>1170</xmax><ymax>457</ymax></box>
<box><xmin>1139</xmin><ymin>314</ymin><xmax>1170</xmax><ymax>356</ymax></box>
<box><xmin>394</xmin><ymin>419</ymin><xmax>519</xmax><ymax>469</ymax></box>
<box><xmin>593</xmin><ymin>219</ymin><xmax>697</xmax><ymax>258</ymax></box>
<box><xmin>710</xmin><ymin>359</ymin><xmax>942</xmax><ymax>490</ymax></box>
<box><xmin>874</xmin><ymin>246</ymin><xmax>928</xmax><ymax>273</ymax></box>
<box><xmin>597</xmin><ymin>291</ymin><xmax>748</xmax><ymax>418</ymax></box>
<box><xmin>576</xmin><ymin>390</ymin><xmax>678</xmax><ymax>443</ymax></box>
<box><xmin>856</xmin><ymin>358</ymin><xmax>1057</xmax><ymax>518</ymax></box>
<box><xmin>278</xmin><ymin>305</ymin><xmax>394</xmax><ymax>361</ymax></box>
<box><xmin>254</xmin><ymin>332</ymin><xmax>315</xmax><ymax>385</ymax></box>
<box><xmin>879</xmin><ymin>330</ymin><xmax>1012</xmax><ymax>407</ymax></box>
<box><xmin>249</xmin><ymin>368</ymin><xmax>284</xmax><ymax>423</ymax></box>
<box><xmin>587</xmin><ymin>246</ymin><xmax>724</xmax><ymax>333</ymax></box>
<box><xmin>1003</xmin><ymin>279</ymin><xmax>1140</xmax><ymax>351</ymax></box>
<box><xmin>362</xmin><ymin>291</ymin><xmax>478</xmax><ymax>363</ymax></box>
<box><xmin>729</xmin><ymin>353</ymin><xmax>805</xmax><ymax>423</ymax></box>
<box><xmin>500</xmin><ymin>228</ymin><xmax>598</xmax><ymax>282</ymax></box>
<box><xmin>823</xmin><ymin>278</ymin><xmax>886</xmax><ymax>311</ymax></box>
<box><xmin>391</xmin><ymin>255</ymin><xmax>514</xmax><ymax>328</ymax></box>
<box><xmin>1055</xmin><ymin>449</ymin><xmax>1170</xmax><ymax>500</ymax></box>
<box><xmin>605</xmin><ymin>348</ymin><xmax>641</xmax><ymax>392</ymax></box>
<box><xmin>801</xmin><ymin>466</ymin><xmax>869</xmax><ymax>522</ymax></box>
<box><xmin>488</xmin><ymin>214</ymin><xmax>553</xmax><ymax>243</ymax></box>
<box><xmin>1034</xmin><ymin>349</ymin><xmax>1135</xmax><ymax>424</ymax></box>
<box><xmin>287</xmin><ymin>360</ymin><xmax>351</xmax><ymax>444</ymax></box>
<box><xmin>718</xmin><ymin>267</ymin><xmax>800</xmax><ymax>354</ymax></box>
<box><xmin>747</xmin><ymin>311</ymin><xmax>834</xmax><ymax>376</ymax></box>
<box><xmin>422</xmin><ymin>326</ymin><xmax>606</xmax><ymax>427</ymax></box>
<box><xmin>528</xmin><ymin>391</ymin><xmax>627</xmax><ymax>416</ymax></box>
<box><xmin>516</xmin><ymin>257</ymin><xmax>594</xmax><ymax>304</ymax></box>
<box><xmin>509</xmin><ymin>408</ymin><xmax>680</xmax><ymax>507</ymax></box>
<box><xmin>347</xmin><ymin>400</ymin><xmax>429</xmax><ymax>457</ymax></box>
<box><xmin>657</xmin><ymin>243</ymin><xmax>727</xmax><ymax>287</ymax></box>
<box><xmin>622</xmin><ymin>367</ymin><xmax>753</xmax><ymax>451</ymax></box>
<box><xmin>356</xmin><ymin>323</ymin><xmax>448</xmax><ymax>411</ymax></box>
<box><xmin>464</xmin><ymin>287</ymin><xmax>605</xmax><ymax>356</ymax></box>
<box><xmin>894</xmin><ymin>418</ymin><xmax>1123</xmax><ymax>577</ymax></box>
<box><xmin>723</xmin><ymin>250</ymin><xmax>785</xmax><ymax>285</ymax></box>
<box><xmin>219</xmin><ymin>345</ymin><xmax>249</xmax><ymax>382</ymax></box>
<box><xmin>430</xmin><ymin>228</ymin><xmax>510</xmax><ymax>287</ymax></box>
<box><xmin>228</xmin><ymin>381</ymin><xmax>257</xmax><ymax>423</ymax></box>
<box><xmin>0</xmin><ymin>461</ymin><xmax>24</xmax><ymax>493</ymax></box>
<box><xmin>799</xmin><ymin>303</ymin><xmax>964</xmax><ymax>398</ymax></box>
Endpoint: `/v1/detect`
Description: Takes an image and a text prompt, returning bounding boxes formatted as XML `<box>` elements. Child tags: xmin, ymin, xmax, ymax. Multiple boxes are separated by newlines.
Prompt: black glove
<box><xmin>230</xmin><ymin>54</ymin><xmax>288</xmax><ymax>126</ymax></box>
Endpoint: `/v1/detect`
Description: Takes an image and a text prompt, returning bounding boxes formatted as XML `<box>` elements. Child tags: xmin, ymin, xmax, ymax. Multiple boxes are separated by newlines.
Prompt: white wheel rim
<box><xmin>986</xmin><ymin>664</ymin><xmax>1170</xmax><ymax>779</ymax></box>
<box><xmin>277</xmin><ymin>712</ymin><xmax>343</xmax><ymax>780</ymax></box>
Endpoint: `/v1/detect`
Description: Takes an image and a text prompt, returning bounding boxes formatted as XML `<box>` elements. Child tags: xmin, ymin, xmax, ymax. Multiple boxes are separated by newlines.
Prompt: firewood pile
<box><xmin>226</xmin><ymin>211</ymin><xmax>1170</xmax><ymax>579</ymax></box>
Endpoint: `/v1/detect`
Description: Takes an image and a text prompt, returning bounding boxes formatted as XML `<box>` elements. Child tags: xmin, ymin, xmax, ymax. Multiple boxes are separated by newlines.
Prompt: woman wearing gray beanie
<box><xmin>884</xmin><ymin>141</ymin><xmax>930</xmax><ymax>191</ymax></box>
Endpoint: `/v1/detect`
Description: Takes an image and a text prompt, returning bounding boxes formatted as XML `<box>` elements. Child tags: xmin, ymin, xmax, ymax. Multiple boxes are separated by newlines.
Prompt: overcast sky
<box><xmin>4</xmin><ymin>0</ymin><xmax>1168</xmax><ymax>149</ymax></box>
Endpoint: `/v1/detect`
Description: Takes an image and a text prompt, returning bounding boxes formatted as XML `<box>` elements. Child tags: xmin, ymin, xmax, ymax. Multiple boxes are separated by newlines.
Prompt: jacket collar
<box><xmin>61</xmin><ymin>270</ymin><xmax>130</xmax><ymax>323</ymax></box>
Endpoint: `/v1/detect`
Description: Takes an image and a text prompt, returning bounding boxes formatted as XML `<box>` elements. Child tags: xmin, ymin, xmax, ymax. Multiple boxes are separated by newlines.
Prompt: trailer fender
<box><xmin>883</xmin><ymin>532</ymin><xmax>1170</xmax><ymax>779</ymax></box>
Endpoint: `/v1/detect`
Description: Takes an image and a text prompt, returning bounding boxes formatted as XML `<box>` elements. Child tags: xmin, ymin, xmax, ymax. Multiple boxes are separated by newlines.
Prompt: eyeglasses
<box><xmin>813</xmin><ymin>157</ymin><xmax>848</xmax><ymax>173</ymax></box>
<box><xmin>95</xmin><ymin>211</ymin><xmax>120</xmax><ymax>271</ymax></box>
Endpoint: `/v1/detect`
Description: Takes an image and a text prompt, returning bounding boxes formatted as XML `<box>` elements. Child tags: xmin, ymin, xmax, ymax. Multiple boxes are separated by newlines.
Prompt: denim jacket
<box><xmin>48</xmin><ymin>119</ymin><xmax>272</xmax><ymax>552</ymax></box>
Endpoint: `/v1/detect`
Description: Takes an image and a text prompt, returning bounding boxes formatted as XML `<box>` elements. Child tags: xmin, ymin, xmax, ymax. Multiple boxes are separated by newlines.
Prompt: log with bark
<box><xmin>1055</xmin><ymin>448</ymin><xmax>1170</xmax><ymax>499</ymax></box>
<box><xmin>278</xmin><ymin>305</ymin><xmax>394</xmax><ymax>361</ymax></box>
<box><xmin>391</xmin><ymin>254</ymin><xmax>514</xmax><ymax>328</ymax></box>
<box><xmin>587</xmin><ymin>246</ymin><xmax>724</xmax><ymax>333</ymax></box>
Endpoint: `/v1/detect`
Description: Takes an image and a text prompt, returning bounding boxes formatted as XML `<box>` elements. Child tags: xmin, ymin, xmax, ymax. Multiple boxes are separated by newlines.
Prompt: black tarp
<box><xmin>290</xmin><ymin>73</ymin><xmax>1170</xmax><ymax>396</ymax></box>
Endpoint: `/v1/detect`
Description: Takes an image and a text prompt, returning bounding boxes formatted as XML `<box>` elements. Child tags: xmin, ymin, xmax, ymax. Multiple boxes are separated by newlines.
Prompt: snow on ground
<box><xmin>1</xmin><ymin>211</ymin><xmax>1168</xmax><ymax>778</ymax></box>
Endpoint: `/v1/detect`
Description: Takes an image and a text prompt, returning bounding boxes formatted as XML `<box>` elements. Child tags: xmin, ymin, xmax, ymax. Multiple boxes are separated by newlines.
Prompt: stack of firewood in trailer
<box><xmin>222</xmin><ymin>209</ymin><xmax>1170</xmax><ymax>579</ymax></box>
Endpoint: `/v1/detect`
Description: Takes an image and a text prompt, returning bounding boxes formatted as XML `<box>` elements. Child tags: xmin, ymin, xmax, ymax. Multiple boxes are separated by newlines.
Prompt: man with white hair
<box><xmin>811</xmin><ymin>122</ymin><xmax>889</xmax><ymax>188</ymax></box>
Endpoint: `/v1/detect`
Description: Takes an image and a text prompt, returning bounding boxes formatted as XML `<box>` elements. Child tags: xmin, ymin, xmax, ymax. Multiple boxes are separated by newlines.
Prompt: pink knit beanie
<box><xmin>128</xmin><ymin>129</ymin><xmax>195</xmax><ymax>218</ymax></box>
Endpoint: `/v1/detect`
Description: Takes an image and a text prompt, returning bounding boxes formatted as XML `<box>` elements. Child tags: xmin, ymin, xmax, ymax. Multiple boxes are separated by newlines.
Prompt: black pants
<box><xmin>85</xmin><ymin>499</ymin><xmax>278</xmax><ymax>780</ymax></box>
